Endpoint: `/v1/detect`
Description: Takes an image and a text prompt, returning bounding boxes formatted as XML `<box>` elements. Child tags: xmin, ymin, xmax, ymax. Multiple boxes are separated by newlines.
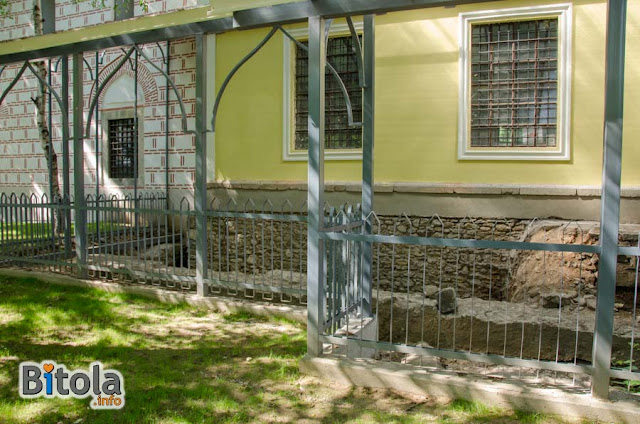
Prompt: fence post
<box><xmin>72</xmin><ymin>52</ymin><xmax>87</xmax><ymax>278</ymax></box>
<box><xmin>307</xmin><ymin>15</ymin><xmax>326</xmax><ymax>358</ymax></box>
<box><xmin>592</xmin><ymin>0</ymin><xmax>627</xmax><ymax>400</ymax></box>
<box><xmin>194</xmin><ymin>33</ymin><xmax>208</xmax><ymax>297</ymax></box>
<box><xmin>361</xmin><ymin>14</ymin><xmax>375</xmax><ymax>317</ymax></box>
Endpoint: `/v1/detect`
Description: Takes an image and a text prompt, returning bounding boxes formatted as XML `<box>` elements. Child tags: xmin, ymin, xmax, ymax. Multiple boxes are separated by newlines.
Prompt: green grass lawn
<box><xmin>0</xmin><ymin>275</ymin><xmax>581</xmax><ymax>423</ymax></box>
<box><xmin>0</xmin><ymin>222</ymin><xmax>127</xmax><ymax>240</ymax></box>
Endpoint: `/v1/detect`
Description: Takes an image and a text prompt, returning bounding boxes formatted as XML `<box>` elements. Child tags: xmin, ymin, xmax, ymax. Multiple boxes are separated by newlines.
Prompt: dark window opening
<box><xmin>108</xmin><ymin>118</ymin><xmax>138</xmax><ymax>179</ymax></box>
<box><xmin>294</xmin><ymin>35</ymin><xmax>363</xmax><ymax>151</ymax></box>
<box><xmin>470</xmin><ymin>18</ymin><xmax>559</xmax><ymax>148</ymax></box>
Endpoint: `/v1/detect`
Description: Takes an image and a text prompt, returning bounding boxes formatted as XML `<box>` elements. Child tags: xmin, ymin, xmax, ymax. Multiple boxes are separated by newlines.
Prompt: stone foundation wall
<box><xmin>190</xmin><ymin>217</ymin><xmax>308</xmax><ymax>277</ymax></box>
<box><xmin>372</xmin><ymin>216</ymin><xmax>525</xmax><ymax>301</ymax></box>
<box><xmin>187</xmin><ymin>214</ymin><xmax>640</xmax><ymax>308</ymax></box>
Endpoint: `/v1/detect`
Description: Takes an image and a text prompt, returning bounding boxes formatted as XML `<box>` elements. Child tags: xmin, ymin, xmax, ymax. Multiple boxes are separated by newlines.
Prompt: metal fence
<box><xmin>204</xmin><ymin>198</ymin><xmax>307</xmax><ymax>302</ymax></box>
<box><xmin>1</xmin><ymin>191</ymin><xmax>638</xmax><ymax>395</ymax></box>
<box><xmin>0</xmin><ymin>192</ymin><xmax>308</xmax><ymax>302</ymax></box>
<box><xmin>319</xmin><ymin>210</ymin><xmax>640</xmax><ymax>397</ymax></box>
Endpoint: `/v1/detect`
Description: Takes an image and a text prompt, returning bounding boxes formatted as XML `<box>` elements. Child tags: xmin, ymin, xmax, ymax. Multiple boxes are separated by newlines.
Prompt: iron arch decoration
<box><xmin>209</xmin><ymin>20</ymin><xmax>367</xmax><ymax>134</ymax></box>
<box><xmin>84</xmin><ymin>44</ymin><xmax>194</xmax><ymax>140</ymax></box>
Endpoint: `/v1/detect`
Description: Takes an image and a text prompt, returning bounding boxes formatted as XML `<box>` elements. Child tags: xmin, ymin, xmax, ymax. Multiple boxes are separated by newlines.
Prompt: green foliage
<box><xmin>612</xmin><ymin>342</ymin><xmax>640</xmax><ymax>393</ymax></box>
<box><xmin>514</xmin><ymin>410</ymin><xmax>547</xmax><ymax>424</ymax></box>
<box><xmin>0</xmin><ymin>0</ymin><xmax>149</xmax><ymax>18</ymax></box>
<box><xmin>0</xmin><ymin>0</ymin><xmax>9</xmax><ymax>17</ymax></box>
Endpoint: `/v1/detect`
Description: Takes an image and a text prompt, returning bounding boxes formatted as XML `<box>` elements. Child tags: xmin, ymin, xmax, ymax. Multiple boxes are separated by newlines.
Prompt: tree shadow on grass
<box><xmin>0</xmin><ymin>276</ymin><xmax>569</xmax><ymax>424</ymax></box>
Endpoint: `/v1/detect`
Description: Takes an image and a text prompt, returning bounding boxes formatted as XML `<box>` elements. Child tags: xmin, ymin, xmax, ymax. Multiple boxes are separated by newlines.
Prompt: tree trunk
<box><xmin>31</xmin><ymin>0</ymin><xmax>63</xmax><ymax>234</ymax></box>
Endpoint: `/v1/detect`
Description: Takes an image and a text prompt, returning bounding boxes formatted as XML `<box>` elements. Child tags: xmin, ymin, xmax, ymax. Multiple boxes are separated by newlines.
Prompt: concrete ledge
<box><xmin>519</xmin><ymin>186</ymin><xmax>577</xmax><ymax>196</ymax></box>
<box><xmin>393</xmin><ymin>182</ymin><xmax>455</xmax><ymax>194</ymax></box>
<box><xmin>300</xmin><ymin>356</ymin><xmax>640</xmax><ymax>423</ymax></box>
<box><xmin>452</xmin><ymin>185</ymin><xmax>503</xmax><ymax>195</ymax></box>
<box><xmin>0</xmin><ymin>269</ymin><xmax>307</xmax><ymax>324</ymax></box>
<box><xmin>577</xmin><ymin>186</ymin><xmax>602</xmax><ymax>197</ymax></box>
<box><xmin>208</xmin><ymin>180</ymin><xmax>640</xmax><ymax>198</ymax></box>
<box><xmin>622</xmin><ymin>188</ymin><xmax>640</xmax><ymax>198</ymax></box>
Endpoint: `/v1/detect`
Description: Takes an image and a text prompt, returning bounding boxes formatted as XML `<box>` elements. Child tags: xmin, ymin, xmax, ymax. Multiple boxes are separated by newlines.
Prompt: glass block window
<box><xmin>470</xmin><ymin>19</ymin><xmax>558</xmax><ymax>148</ymax></box>
<box><xmin>108</xmin><ymin>118</ymin><xmax>137</xmax><ymax>179</ymax></box>
<box><xmin>294</xmin><ymin>36</ymin><xmax>362</xmax><ymax>150</ymax></box>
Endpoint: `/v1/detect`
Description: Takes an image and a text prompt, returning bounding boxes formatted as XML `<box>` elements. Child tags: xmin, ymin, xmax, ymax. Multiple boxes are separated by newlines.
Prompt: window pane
<box><xmin>294</xmin><ymin>35</ymin><xmax>363</xmax><ymax>150</ymax></box>
<box><xmin>108</xmin><ymin>118</ymin><xmax>138</xmax><ymax>179</ymax></box>
<box><xmin>470</xmin><ymin>19</ymin><xmax>558</xmax><ymax>148</ymax></box>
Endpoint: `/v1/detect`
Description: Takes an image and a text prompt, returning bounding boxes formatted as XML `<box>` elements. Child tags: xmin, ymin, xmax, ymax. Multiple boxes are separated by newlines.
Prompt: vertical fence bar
<box><xmin>195</xmin><ymin>33</ymin><xmax>208</xmax><ymax>297</ymax></box>
<box><xmin>307</xmin><ymin>15</ymin><xmax>326</xmax><ymax>358</ymax></box>
<box><xmin>73</xmin><ymin>53</ymin><xmax>87</xmax><ymax>278</ymax></box>
<box><xmin>61</xmin><ymin>56</ymin><xmax>72</xmax><ymax>258</ymax></box>
<box><xmin>592</xmin><ymin>0</ymin><xmax>627</xmax><ymax>400</ymax></box>
<box><xmin>361</xmin><ymin>14</ymin><xmax>375</xmax><ymax>318</ymax></box>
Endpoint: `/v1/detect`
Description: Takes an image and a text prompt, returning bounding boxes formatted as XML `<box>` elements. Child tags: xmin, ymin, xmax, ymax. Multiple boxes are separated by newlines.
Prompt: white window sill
<box><xmin>459</xmin><ymin>148</ymin><xmax>571</xmax><ymax>161</ymax></box>
<box><xmin>283</xmin><ymin>150</ymin><xmax>363</xmax><ymax>162</ymax></box>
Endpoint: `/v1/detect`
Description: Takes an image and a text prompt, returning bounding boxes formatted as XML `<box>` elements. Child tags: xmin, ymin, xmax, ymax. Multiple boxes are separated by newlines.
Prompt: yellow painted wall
<box><xmin>214</xmin><ymin>24</ymin><xmax>362</xmax><ymax>182</ymax></box>
<box><xmin>214</xmin><ymin>0</ymin><xmax>640</xmax><ymax>187</ymax></box>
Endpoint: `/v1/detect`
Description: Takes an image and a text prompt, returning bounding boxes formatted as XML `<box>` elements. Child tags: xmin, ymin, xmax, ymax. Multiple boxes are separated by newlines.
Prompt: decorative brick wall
<box><xmin>55</xmin><ymin>0</ymin><xmax>114</xmax><ymax>32</ymax></box>
<box><xmin>0</xmin><ymin>37</ymin><xmax>198</xmax><ymax>202</ymax></box>
<box><xmin>0</xmin><ymin>0</ymin><xmax>205</xmax><ymax>42</ymax></box>
<box><xmin>0</xmin><ymin>0</ymin><xmax>34</xmax><ymax>41</ymax></box>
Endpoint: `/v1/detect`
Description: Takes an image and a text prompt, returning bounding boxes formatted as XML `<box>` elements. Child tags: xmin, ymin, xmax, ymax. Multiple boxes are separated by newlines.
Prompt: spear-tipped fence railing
<box><xmin>0</xmin><ymin>192</ymin><xmax>309</xmax><ymax>302</ymax></box>
<box><xmin>0</xmin><ymin>191</ymin><xmax>639</xmax><ymax>393</ymax></box>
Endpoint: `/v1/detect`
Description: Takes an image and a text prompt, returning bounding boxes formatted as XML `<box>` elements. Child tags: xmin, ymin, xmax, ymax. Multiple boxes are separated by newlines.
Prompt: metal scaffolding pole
<box><xmin>592</xmin><ymin>0</ymin><xmax>627</xmax><ymax>400</ymax></box>
<box><xmin>165</xmin><ymin>41</ymin><xmax>171</xmax><ymax>209</ymax></box>
<box><xmin>94</xmin><ymin>52</ymin><xmax>101</xmax><ymax>237</ymax></box>
<box><xmin>361</xmin><ymin>14</ymin><xmax>375</xmax><ymax>317</ymax></box>
<box><xmin>61</xmin><ymin>56</ymin><xmax>72</xmax><ymax>258</ymax></box>
<box><xmin>307</xmin><ymin>16</ymin><xmax>326</xmax><ymax>358</ymax></box>
<box><xmin>72</xmin><ymin>52</ymin><xmax>87</xmax><ymax>277</ymax></box>
<box><xmin>46</xmin><ymin>59</ymin><xmax>54</xmax><ymax>214</ymax></box>
<box><xmin>134</xmin><ymin>49</ymin><xmax>139</xmax><ymax>237</ymax></box>
<box><xmin>195</xmin><ymin>33</ymin><xmax>208</xmax><ymax>297</ymax></box>
<box><xmin>46</xmin><ymin>59</ymin><xmax>55</xmax><ymax>243</ymax></box>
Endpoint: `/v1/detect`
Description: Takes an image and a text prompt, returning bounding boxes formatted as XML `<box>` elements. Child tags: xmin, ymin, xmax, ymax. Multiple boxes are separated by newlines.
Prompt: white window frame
<box><xmin>282</xmin><ymin>22</ymin><xmax>364</xmax><ymax>161</ymax></box>
<box><xmin>458</xmin><ymin>4</ymin><xmax>572</xmax><ymax>161</ymax></box>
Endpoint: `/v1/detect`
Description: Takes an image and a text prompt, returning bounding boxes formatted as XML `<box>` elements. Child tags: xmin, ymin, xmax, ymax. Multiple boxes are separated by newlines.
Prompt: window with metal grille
<box><xmin>108</xmin><ymin>118</ymin><xmax>137</xmax><ymax>179</ymax></box>
<box><xmin>470</xmin><ymin>18</ymin><xmax>558</xmax><ymax>148</ymax></box>
<box><xmin>294</xmin><ymin>36</ymin><xmax>362</xmax><ymax>150</ymax></box>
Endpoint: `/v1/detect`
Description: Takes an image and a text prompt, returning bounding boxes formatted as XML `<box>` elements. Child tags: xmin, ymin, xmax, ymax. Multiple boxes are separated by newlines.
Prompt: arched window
<box><xmin>100</xmin><ymin>74</ymin><xmax>145</xmax><ymax>186</ymax></box>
